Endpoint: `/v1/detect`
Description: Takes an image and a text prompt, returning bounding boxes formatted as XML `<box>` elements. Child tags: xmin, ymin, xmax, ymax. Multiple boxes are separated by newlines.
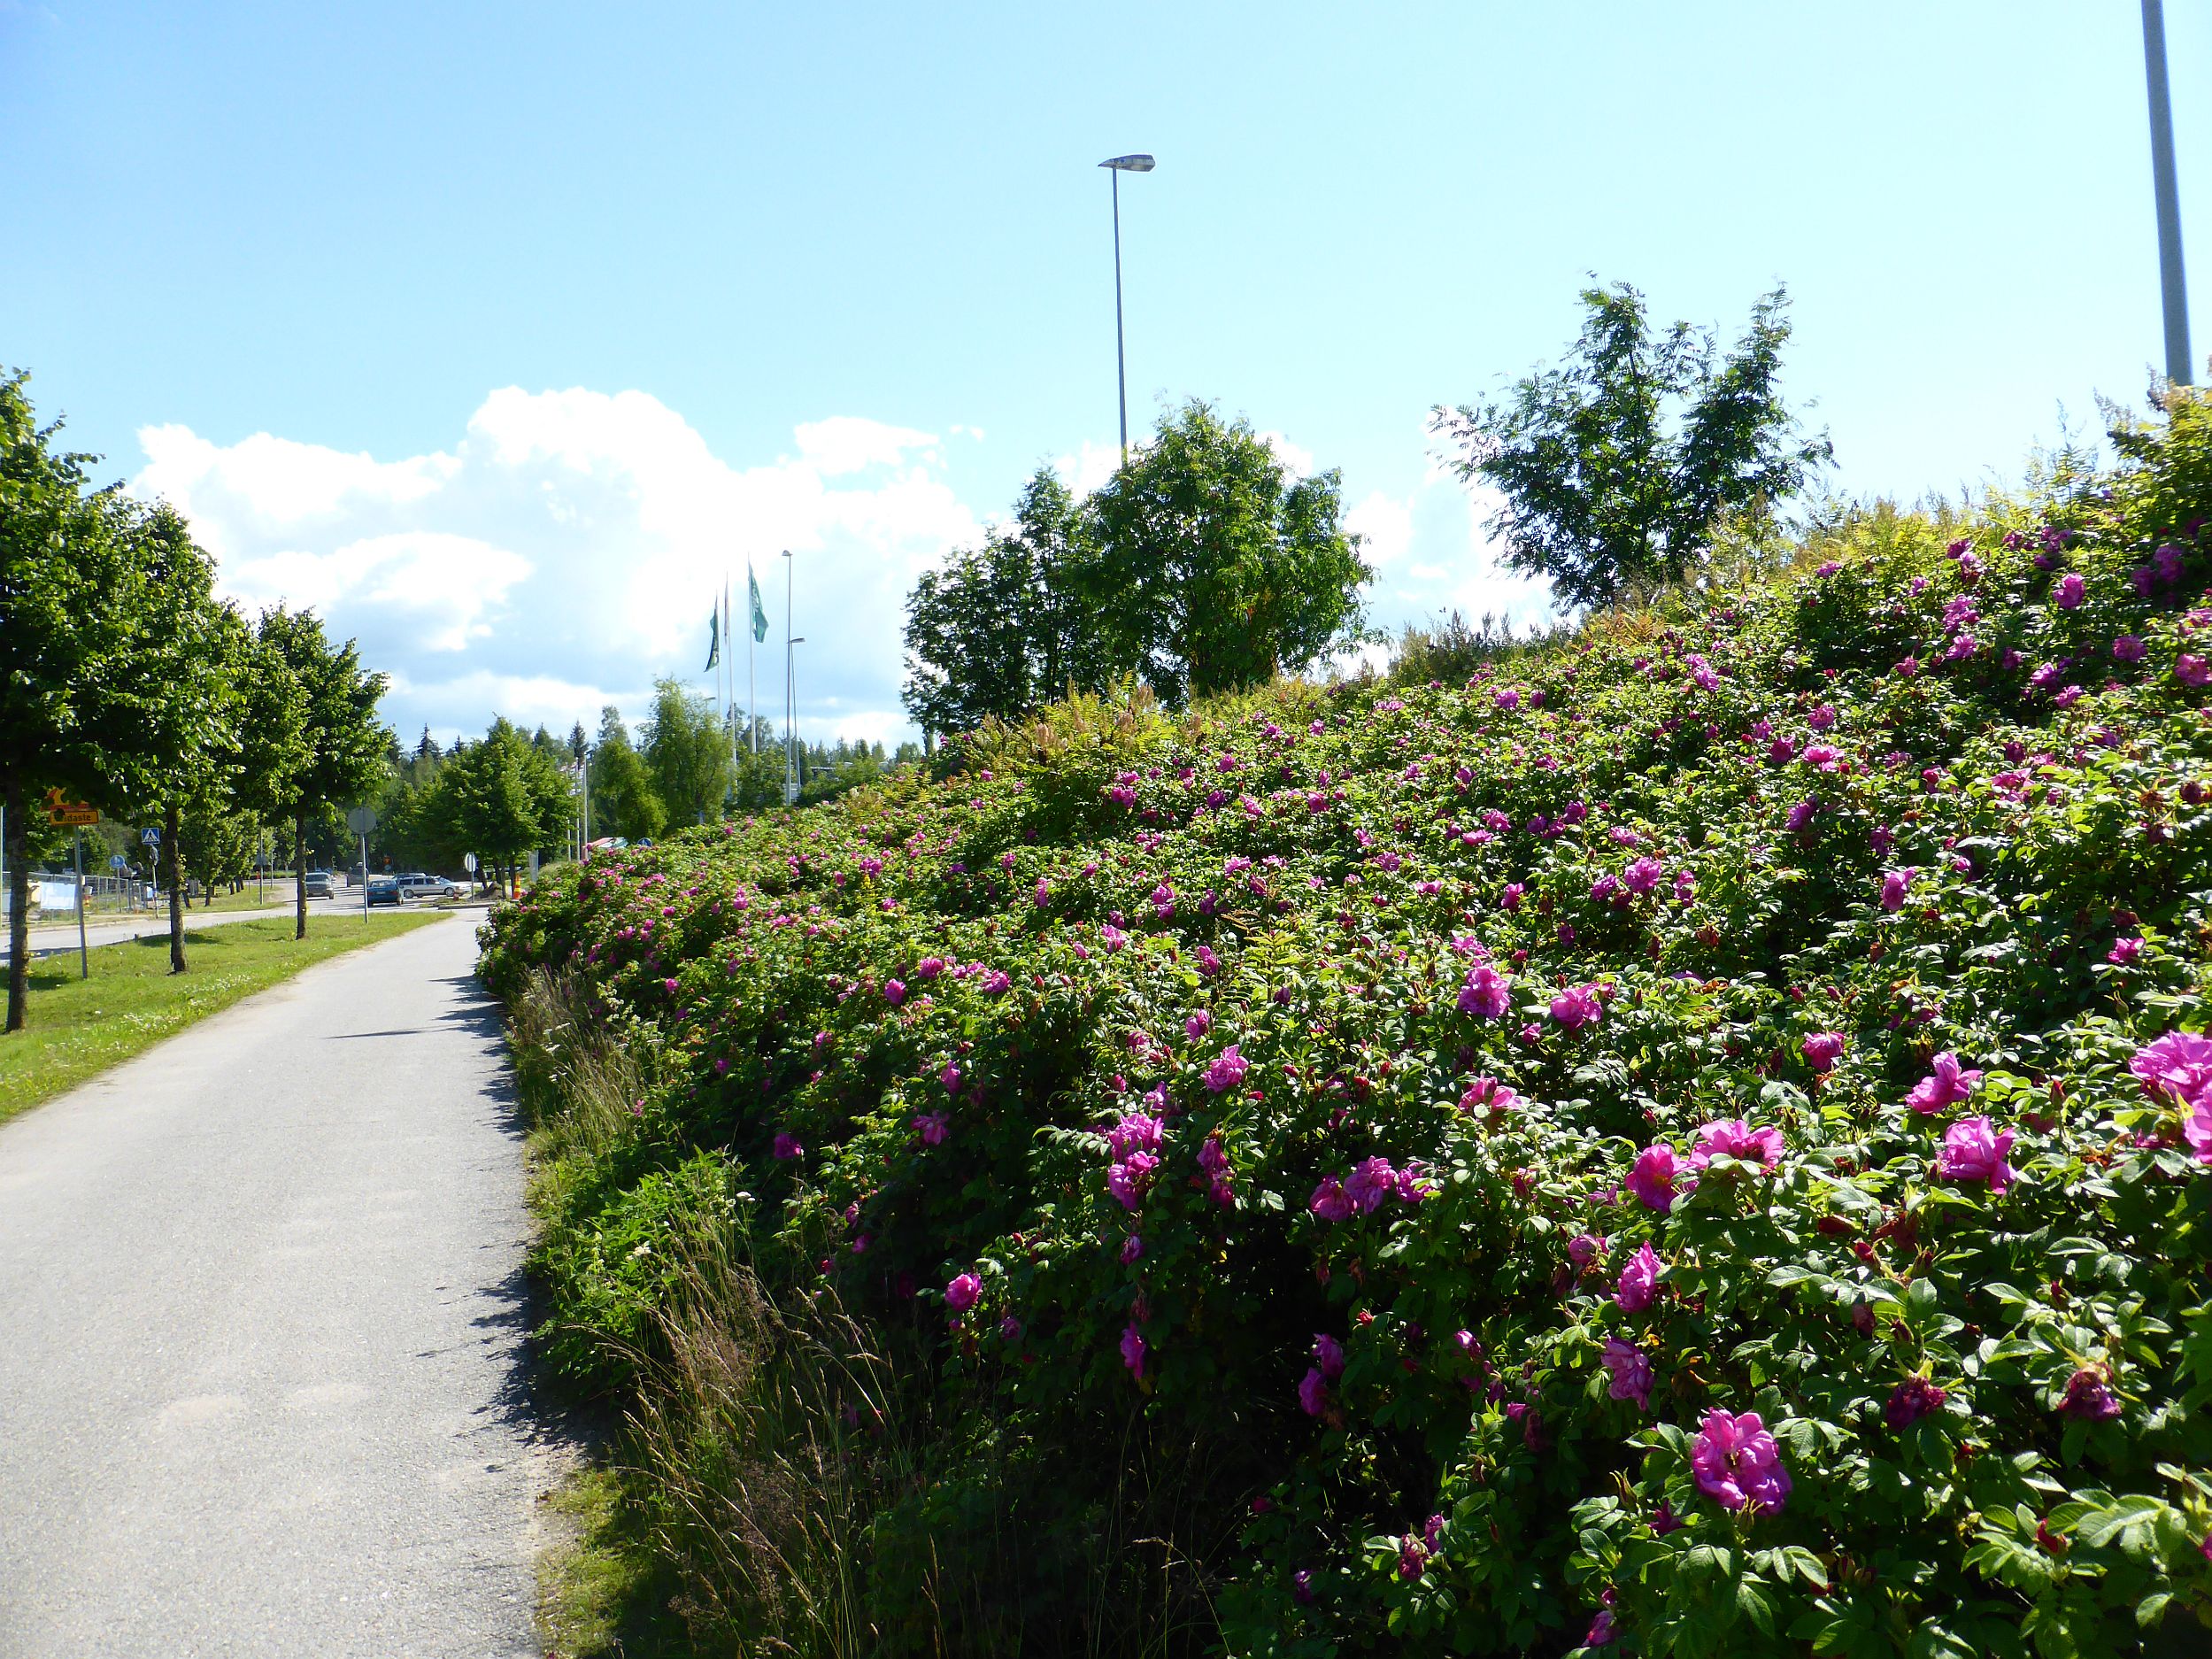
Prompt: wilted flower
<box><xmin>2060</xmin><ymin>1367</ymin><xmax>2123</xmax><ymax>1421</ymax></box>
<box><xmin>1885</xmin><ymin>1376</ymin><xmax>1947</xmax><ymax>1429</ymax></box>
<box><xmin>1601</xmin><ymin>1337</ymin><xmax>1653</xmax><ymax>1410</ymax></box>
<box><xmin>1314</xmin><ymin>1332</ymin><xmax>1346</xmax><ymax>1378</ymax></box>
<box><xmin>1120</xmin><ymin>1321</ymin><xmax>1146</xmax><ymax>1377</ymax></box>
<box><xmin>1297</xmin><ymin>1367</ymin><xmax>1328</xmax><ymax>1416</ymax></box>
<box><xmin>1938</xmin><ymin>1116</ymin><xmax>2015</xmax><ymax>1193</ymax></box>
<box><xmin>1568</xmin><ymin>1232</ymin><xmax>1607</xmax><ymax>1270</ymax></box>
<box><xmin>1691</xmin><ymin>1408</ymin><xmax>1791</xmax><ymax>1512</ymax></box>
<box><xmin>771</xmin><ymin>1131</ymin><xmax>804</xmax><ymax>1161</ymax></box>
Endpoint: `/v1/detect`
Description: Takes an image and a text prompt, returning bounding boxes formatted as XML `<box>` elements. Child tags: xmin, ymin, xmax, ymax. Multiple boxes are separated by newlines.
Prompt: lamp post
<box><xmin>1099</xmin><ymin>153</ymin><xmax>1155</xmax><ymax>463</ymax></box>
<box><xmin>2142</xmin><ymin>0</ymin><xmax>2193</xmax><ymax>384</ymax></box>
<box><xmin>787</xmin><ymin>637</ymin><xmax>807</xmax><ymax>804</ymax></box>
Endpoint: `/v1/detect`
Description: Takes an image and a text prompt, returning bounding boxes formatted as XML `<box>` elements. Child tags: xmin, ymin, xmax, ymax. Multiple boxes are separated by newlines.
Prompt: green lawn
<box><xmin>0</xmin><ymin>912</ymin><xmax>440</xmax><ymax>1126</ymax></box>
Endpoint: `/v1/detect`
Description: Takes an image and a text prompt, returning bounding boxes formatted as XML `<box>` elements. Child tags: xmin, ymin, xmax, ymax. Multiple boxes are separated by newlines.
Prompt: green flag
<box><xmin>703</xmin><ymin>606</ymin><xmax>721</xmax><ymax>671</ymax></box>
<box><xmin>748</xmin><ymin>567</ymin><xmax>769</xmax><ymax>643</ymax></box>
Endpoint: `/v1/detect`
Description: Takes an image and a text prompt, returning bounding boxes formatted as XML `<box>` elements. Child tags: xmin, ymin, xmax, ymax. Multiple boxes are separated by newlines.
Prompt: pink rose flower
<box><xmin>1690</xmin><ymin>1118</ymin><xmax>1784</xmax><ymax>1171</ymax></box>
<box><xmin>1628</xmin><ymin>1144</ymin><xmax>1678</xmax><ymax>1212</ymax></box>
<box><xmin>1907</xmin><ymin>1052</ymin><xmax>1982</xmax><ymax>1115</ymax></box>
<box><xmin>1938</xmin><ymin>1115</ymin><xmax>2015</xmax><ymax>1193</ymax></box>
<box><xmin>1691</xmin><ymin>1408</ymin><xmax>1792</xmax><ymax>1512</ymax></box>
<box><xmin>1801</xmin><ymin>1031</ymin><xmax>1846</xmax><ymax>1073</ymax></box>
<box><xmin>945</xmin><ymin>1272</ymin><xmax>982</xmax><ymax>1313</ymax></box>
<box><xmin>1614</xmin><ymin>1242</ymin><xmax>1661</xmax><ymax>1312</ymax></box>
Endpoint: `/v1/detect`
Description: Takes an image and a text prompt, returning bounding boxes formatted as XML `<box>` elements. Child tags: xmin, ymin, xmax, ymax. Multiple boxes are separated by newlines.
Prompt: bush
<box><xmin>485</xmin><ymin>394</ymin><xmax>2212</xmax><ymax>1655</ymax></box>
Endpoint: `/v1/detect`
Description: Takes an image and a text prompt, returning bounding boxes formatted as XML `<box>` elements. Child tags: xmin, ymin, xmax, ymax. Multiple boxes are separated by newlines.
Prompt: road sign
<box><xmin>464</xmin><ymin>853</ymin><xmax>478</xmax><ymax>874</ymax></box>
<box><xmin>44</xmin><ymin>788</ymin><xmax>97</xmax><ymax>827</ymax></box>
<box><xmin>109</xmin><ymin>853</ymin><xmax>127</xmax><ymax>872</ymax></box>
<box><xmin>345</xmin><ymin>806</ymin><xmax>379</xmax><ymax>837</ymax></box>
<box><xmin>142</xmin><ymin>825</ymin><xmax>161</xmax><ymax>845</ymax></box>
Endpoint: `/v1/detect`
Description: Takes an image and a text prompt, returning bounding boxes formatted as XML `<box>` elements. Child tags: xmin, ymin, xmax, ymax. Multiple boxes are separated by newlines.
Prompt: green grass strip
<box><xmin>0</xmin><ymin>911</ymin><xmax>442</xmax><ymax>1126</ymax></box>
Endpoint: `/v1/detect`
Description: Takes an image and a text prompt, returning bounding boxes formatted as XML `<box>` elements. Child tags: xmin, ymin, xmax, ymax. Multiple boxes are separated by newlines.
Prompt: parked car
<box><xmin>397</xmin><ymin>873</ymin><xmax>458</xmax><ymax>900</ymax></box>
<box><xmin>301</xmin><ymin>869</ymin><xmax>333</xmax><ymax>899</ymax></box>
<box><xmin>366</xmin><ymin>877</ymin><xmax>402</xmax><ymax>906</ymax></box>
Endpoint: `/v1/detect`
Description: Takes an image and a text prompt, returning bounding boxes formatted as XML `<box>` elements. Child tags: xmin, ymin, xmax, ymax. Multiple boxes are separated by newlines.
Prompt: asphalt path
<box><xmin>0</xmin><ymin>911</ymin><xmax>561</xmax><ymax>1657</ymax></box>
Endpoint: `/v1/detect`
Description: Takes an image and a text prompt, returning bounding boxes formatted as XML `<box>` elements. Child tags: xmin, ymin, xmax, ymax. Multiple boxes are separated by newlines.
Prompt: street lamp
<box><xmin>1099</xmin><ymin>152</ymin><xmax>1155</xmax><ymax>464</ymax></box>
<box><xmin>787</xmin><ymin>637</ymin><xmax>808</xmax><ymax>805</ymax></box>
<box><xmin>2141</xmin><ymin>0</ymin><xmax>2193</xmax><ymax>385</ymax></box>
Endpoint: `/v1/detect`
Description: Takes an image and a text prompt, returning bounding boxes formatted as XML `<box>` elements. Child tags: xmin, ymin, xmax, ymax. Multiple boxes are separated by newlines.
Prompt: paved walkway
<box><xmin>0</xmin><ymin>913</ymin><xmax>559</xmax><ymax>1657</ymax></box>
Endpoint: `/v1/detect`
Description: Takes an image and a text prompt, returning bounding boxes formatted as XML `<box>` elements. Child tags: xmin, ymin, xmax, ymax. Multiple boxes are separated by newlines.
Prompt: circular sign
<box><xmin>345</xmin><ymin>806</ymin><xmax>379</xmax><ymax>836</ymax></box>
<box><xmin>109</xmin><ymin>853</ymin><xmax>127</xmax><ymax>872</ymax></box>
<box><xmin>463</xmin><ymin>853</ymin><xmax>479</xmax><ymax>874</ymax></box>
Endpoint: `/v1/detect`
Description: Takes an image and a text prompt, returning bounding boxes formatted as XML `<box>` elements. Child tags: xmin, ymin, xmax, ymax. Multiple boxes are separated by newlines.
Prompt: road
<box><xmin>1</xmin><ymin>894</ymin><xmax>462</xmax><ymax>961</ymax></box>
<box><xmin>0</xmin><ymin>911</ymin><xmax>560</xmax><ymax>1657</ymax></box>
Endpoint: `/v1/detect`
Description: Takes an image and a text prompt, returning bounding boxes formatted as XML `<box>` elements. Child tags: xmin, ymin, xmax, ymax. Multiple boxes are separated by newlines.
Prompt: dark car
<box><xmin>366</xmin><ymin>877</ymin><xmax>402</xmax><ymax>907</ymax></box>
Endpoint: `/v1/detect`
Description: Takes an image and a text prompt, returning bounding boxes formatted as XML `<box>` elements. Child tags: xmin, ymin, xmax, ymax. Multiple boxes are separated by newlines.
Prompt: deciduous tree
<box><xmin>1430</xmin><ymin>282</ymin><xmax>1832</xmax><ymax>613</ymax></box>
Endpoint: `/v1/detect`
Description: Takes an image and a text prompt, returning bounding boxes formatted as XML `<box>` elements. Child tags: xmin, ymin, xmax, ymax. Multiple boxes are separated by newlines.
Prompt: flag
<box><xmin>749</xmin><ymin>566</ymin><xmax>769</xmax><ymax>643</ymax></box>
<box><xmin>704</xmin><ymin>606</ymin><xmax>721</xmax><ymax>671</ymax></box>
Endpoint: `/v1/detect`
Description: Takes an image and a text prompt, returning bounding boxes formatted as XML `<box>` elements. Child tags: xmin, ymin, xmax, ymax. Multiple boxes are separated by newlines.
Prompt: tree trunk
<box><xmin>5</xmin><ymin>770</ymin><xmax>28</xmax><ymax>1033</ymax></box>
<box><xmin>165</xmin><ymin>801</ymin><xmax>187</xmax><ymax>974</ymax></box>
<box><xmin>294</xmin><ymin>814</ymin><xmax>308</xmax><ymax>940</ymax></box>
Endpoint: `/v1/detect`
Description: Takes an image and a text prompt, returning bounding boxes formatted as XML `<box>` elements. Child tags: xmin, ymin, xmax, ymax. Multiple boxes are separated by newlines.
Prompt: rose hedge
<box><xmin>484</xmin><ymin>400</ymin><xmax>2212</xmax><ymax>1655</ymax></box>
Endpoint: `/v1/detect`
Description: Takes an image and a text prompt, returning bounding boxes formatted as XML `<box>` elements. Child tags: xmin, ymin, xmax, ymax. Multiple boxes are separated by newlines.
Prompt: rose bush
<box><xmin>483</xmin><ymin>397</ymin><xmax>2212</xmax><ymax>1655</ymax></box>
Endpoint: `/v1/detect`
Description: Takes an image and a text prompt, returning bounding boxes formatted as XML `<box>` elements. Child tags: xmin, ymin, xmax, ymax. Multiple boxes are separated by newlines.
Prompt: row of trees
<box><xmin>902</xmin><ymin>400</ymin><xmax>1373</xmax><ymax>737</ymax></box>
<box><xmin>1</xmin><ymin>370</ymin><xmax>389</xmax><ymax>1030</ymax></box>
<box><xmin>904</xmin><ymin>288</ymin><xmax>1830</xmax><ymax>740</ymax></box>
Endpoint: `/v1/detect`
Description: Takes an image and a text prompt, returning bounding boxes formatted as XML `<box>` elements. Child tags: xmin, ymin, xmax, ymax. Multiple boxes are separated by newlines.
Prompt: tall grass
<box><xmin>509</xmin><ymin>966</ymin><xmax>1232</xmax><ymax>1657</ymax></box>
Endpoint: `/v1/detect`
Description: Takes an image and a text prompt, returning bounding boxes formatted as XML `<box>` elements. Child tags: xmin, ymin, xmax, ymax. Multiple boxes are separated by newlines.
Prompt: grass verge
<box><xmin>0</xmin><ymin>911</ymin><xmax>439</xmax><ymax>1126</ymax></box>
<box><xmin>537</xmin><ymin>1464</ymin><xmax>694</xmax><ymax>1659</ymax></box>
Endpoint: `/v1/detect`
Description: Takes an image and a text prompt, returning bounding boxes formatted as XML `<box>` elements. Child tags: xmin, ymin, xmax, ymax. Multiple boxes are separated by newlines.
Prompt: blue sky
<box><xmin>6</xmin><ymin>1</ymin><xmax>2206</xmax><ymax>746</ymax></box>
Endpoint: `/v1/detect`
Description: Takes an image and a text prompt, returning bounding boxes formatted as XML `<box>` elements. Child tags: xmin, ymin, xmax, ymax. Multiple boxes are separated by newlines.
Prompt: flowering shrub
<box><xmin>482</xmin><ymin>397</ymin><xmax>2212</xmax><ymax>1655</ymax></box>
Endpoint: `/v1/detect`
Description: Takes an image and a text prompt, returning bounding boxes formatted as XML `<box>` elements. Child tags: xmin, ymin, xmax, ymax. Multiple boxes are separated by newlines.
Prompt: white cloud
<box><xmin>793</xmin><ymin>415</ymin><xmax>939</xmax><ymax>475</ymax></box>
<box><xmin>134</xmin><ymin>389</ymin><xmax>984</xmax><ymax>745</ymax></box>
<box><xmin>1053</xmin><ymin>439</ymin><xmax>1121</xmax><ymax>498</ymax></box>
<box><xmin>1260</xmin><ymin>429</ymin><xmax>1315</xmax><ymax>480</ymax></box>
<box><xmin>1346</xmin><ymin>489</ymin><xmax>1414</xmax><ymax>567</ymax></box>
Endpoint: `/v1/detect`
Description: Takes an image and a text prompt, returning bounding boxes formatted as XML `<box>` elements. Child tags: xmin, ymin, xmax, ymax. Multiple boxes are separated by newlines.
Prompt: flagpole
<box><xmin>748</xmin><ymin>564</ymin><xmax>757</xmax><ymax>756</ymax></box>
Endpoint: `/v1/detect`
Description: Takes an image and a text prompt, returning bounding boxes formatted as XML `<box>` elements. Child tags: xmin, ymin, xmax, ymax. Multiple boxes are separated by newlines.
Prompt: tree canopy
<box><xmin>1430</xmin><ymin>282</ymin><xmax>1833</xmax><ymax>613</ymax></box>
<box><xmin>641</xmin><ymin>678</ymin><xmax>732</xmax><ymax>827</ymax></box>
<box><xmin>902</xmin><ymin>402</ymin><xmax>1371</xmax><ymax>734</ymax></box>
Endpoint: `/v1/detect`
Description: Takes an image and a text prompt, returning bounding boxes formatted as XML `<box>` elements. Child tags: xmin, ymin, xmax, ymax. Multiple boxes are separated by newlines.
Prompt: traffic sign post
<box><xmin>346</xmin><ymin>806</ymin><xmax>378</xmax><ymax>923</ymax></box>
<box><xmin>73</xmin><ymin>830</ymin><xmax>89</xmax><ymax>980</ymax></box>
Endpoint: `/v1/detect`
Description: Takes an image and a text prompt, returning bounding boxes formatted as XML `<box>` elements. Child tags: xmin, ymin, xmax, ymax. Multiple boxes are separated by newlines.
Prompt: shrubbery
<box><xmin>484</xmin><ymin>395</ymin><xmax>2212</xmax><ymax>1656</ymax></box>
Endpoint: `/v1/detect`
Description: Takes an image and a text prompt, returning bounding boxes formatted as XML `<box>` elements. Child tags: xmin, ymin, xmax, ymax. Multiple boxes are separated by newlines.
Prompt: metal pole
<box><xmin>748</xmin><ymin>566</ymin><xmax>757</xmax><ymax>757</ymax></box>
<box><xmin>1112</xmin><ymin>166</ymin><xmax>1129</xmax><ymax>463</ymax></box>
<box><xmin>784</xmin><ymin>551</ymin><xmax>795</xmax><ymax>804</ymax></box>
<box><xmin>2144</xmin><ymin>0</ymin><xmax>2194</xmax><ymax>384</ymax></box>
<box><xmin>73</xmin><ymin>830</ymin><xmax>88</xmax><ymax>980</ymax></box>
<box><xmin>360</xmin><ymin>834</ymin><xmax>369</xmax><ymax>923</ymax></box>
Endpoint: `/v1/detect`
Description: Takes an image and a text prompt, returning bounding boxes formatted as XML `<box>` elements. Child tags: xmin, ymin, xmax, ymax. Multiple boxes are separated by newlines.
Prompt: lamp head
<box><xmin>1099</xmin><ymin>153</ymin><xmax>1155</xmax><ymax>173</ymax></box>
